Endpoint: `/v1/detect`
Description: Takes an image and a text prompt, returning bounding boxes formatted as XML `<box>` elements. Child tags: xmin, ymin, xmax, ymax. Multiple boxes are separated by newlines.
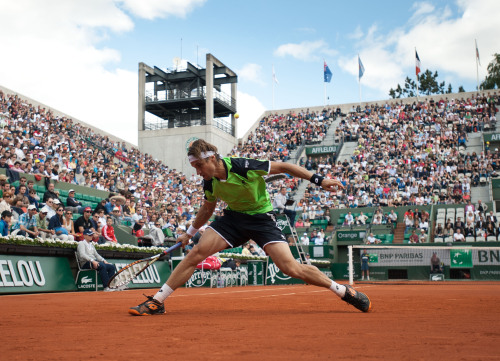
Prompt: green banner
<box><xmin>275</xmin><ymin>215</ymin><xmax>291</xmax><ymax>235</ymax></box>
<box><xmin>0</xmin><ymin>255</ymin><xmax>75</xmax><ymax>293</ymax></box>
<box><xmin>337</xmin><ymin>230</ymin><xmax>366</xmax><ymax>241</ymax></box>
<box><xmin>450</xmin><ymin>249</ymin><xmax>473</xmax><ymax>268</ymax></box>
<box><xmin>266</xmin><ymin>258</ymin><xmax>303</xmax><ymax>285</ymax></box>
<box><xmin>306</xmin><ymin>145</ymin><xmax>337</xmax><ymax>155</ymax></box>
<box><xmin>248</xmin><ymin>260</ymin><xmax>266</xmax><ymax>286</ymax></box>
<box><xmin>483</xmin><ymin>133</ymin><xmax>500</xmax><ymax>142</ymax></box>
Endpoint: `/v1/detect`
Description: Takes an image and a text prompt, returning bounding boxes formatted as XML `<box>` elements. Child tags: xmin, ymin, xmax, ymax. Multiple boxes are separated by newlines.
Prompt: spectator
<box><xmin>300</xmin><ymin>232</ymin><xmax>310</xmax><ymax>245</ymax></box>
<box><xmin>366</xmin><ymin>233</ymin><xmax>380</xmax><ymax>245</ymax></box>
<box><xmin>0</xmin><ymin>210</ymin><xmax>12</xmax><ymax>236</ymax></box>
<box><xmin>419</xmin><ymin>229</ymin><xmax>427</xmax><ymax>243</ymax></box>
<box><xmin>35</xmin><ymin>206</ymin><xmax>55</xmax><ymax>240</ymax></box>
<box><xmin>249</xmin><ymin>245</ymin><xmax>260</xmax><ymax>256</ymax></box>
<box><xmin>42</xmin><ymin>183</ymin><xmax>60</xmax><ymax>203</ymax></box>
<box><xmin>131</xmin><ymin>219</ymin><xmax>145</xmax><ymax>238</ymax></box>
<box><xmin>101</xmin><ymin>216</ymin><xmax>118</xmax><ymax>244</ymax></box>
<box><xmin>388</xmin><ymin>210</ymin><xmax>398</xmax><ymax>224</ymax></box>
<box><xmin>27</xmin><ymin>188</ymin><xmax>39</xmax><ymax>210</ymax></box>
<box><xmin>148</xmin><ymin>220</ymin><xmax>165</xmax><ymax>247</ymax></box>
<box><xmin>0</xmin><ymin>191</ymin><xmax>13</xmax><ymax>214</ymax></box>
<box><xmin>66</xmin><ymin>189</ymin><xmax>84</xmax><ymax>214</ymax></box>
<box><xmin>409</xmin><ymin>230</ymin><xmax>419</xmax><ymax>244</ymax></box>
<box><xmin>111</xmin><ymin>206</ymin><xmax>122</xmax><ymax>225</ymax></box>
<box><xmin>63</xmin><ymin>209</ymin><xmax>77</xmax><ymax>239</ymax></box>
<box><xmin>453</xmin><ymin>228</ymin><xmax>465</xmax><ymax>242</ymax></box>
<box><xmin>221</xmin><ymin>258</ymin><xmax>241</xmax><ymax>270</ymax></box>
<box><xmin>435</xmin><ymin>222</ymin><xmax>445</xmax><ymax>240</ymax></box>
<box><xmin>76</xmin><ymin>229</ymin><xmax>117</xmax><ymax>291</ymax></box>
<box><xmin>74</xmin><ymin>207</ymin><xmax>98</xmax><ymax>241</ymax></box>
<box><xmin>241</xmin><ymin>243</ymin><xmax>252</xmax><ymax>256</ymax></box>
<box><xmin>49</xmin><ymin>206</ymin><xmax>74</xmax><ymax>241</ymax></box>
<box><xmin>12</xmin><ymin>204</ymin><xmax>39</xmax><ymax>239</ymax></box>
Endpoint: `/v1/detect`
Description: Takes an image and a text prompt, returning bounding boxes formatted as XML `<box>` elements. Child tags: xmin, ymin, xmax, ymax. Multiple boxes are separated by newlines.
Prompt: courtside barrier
<box><xmin>0</xmin><ymin>254</ymin><xmax>171</xmax><ymax>294</ymax></box>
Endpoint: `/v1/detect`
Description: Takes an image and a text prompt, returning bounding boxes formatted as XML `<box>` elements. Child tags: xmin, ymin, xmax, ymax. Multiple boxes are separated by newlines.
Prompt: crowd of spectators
<box><xmin>0</xmin><ymin>90</ymin><xmax>332</xmax><ymax>245</ymax></box>
<box><xmin>297</xmin><ymin>93</ymin><xmax>500</xmax><ymax>214</ymax></box>
<box><xmin>2</xmin><ymin>88</ymin><xmax>500</xmax><ymax>247</ymax></box>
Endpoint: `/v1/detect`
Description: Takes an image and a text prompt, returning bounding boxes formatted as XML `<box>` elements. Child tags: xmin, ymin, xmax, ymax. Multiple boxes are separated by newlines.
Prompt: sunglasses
<box><xmin>84</xmin><ymin>211</ymin><xmax>91</xmax><ymax>213</ymax></box>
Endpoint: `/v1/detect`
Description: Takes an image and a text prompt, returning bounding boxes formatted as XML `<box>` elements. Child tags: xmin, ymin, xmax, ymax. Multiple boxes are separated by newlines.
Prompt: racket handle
<box><xmin>163</xmin><ymin>242</ymin><xmax>183</xmax><ymax>256</ymax></box>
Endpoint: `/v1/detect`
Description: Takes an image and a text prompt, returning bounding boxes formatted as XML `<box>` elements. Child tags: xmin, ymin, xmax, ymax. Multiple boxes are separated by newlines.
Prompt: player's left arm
<box><xmin>269</xmin><ymin>161</ymin><xmax>344</xmax><ymax>192</ymax></box>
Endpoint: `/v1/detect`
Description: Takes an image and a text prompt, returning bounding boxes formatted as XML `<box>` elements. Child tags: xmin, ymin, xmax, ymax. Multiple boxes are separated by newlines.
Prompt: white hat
<box><xmin>304</xmin><ymin>233</ymin><xmax>308</xmax><ymax>235</ymax></box>
<box><xmin>69</xmin><ymin>189</ymin><xmax>75</xmax><ymax>193</ymax></box>
<box><xmin>40</xmin><ymin>206</ymin><xmax>50</xmax><ymax>213</ymax></box>
<box><xmin>53</xmin><ymin>199</ymin><xmax>60</xmax><ymax>204</ymax></box>
<box><xmin>27</xmin><ymin>204</ymin><xmax>37</xmax><ymax>210</ymax></box>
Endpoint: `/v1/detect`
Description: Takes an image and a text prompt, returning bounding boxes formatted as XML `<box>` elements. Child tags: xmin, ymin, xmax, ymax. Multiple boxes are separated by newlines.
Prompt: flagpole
<box><xmin>358</xmin><ymin>54</ymin><xmax>362</xmax><ymax>106</ymax></box>
<box><xmin>475</xmin><ymin>39</ymin><xmax>479</xmax><ymax>93</ymax></box>
<box><xmin>415</xmin><ymin>47</ymin><xmax>419</xmax><ymax>99</ymax></box>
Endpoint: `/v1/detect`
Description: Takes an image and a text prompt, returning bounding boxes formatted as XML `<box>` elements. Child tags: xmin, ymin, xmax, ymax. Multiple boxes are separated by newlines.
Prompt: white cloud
<box><xmin>117</xmin><ymin>0</ymin><xmax>207</xmax><ymax>20</ymax></box>
<box><xmin>411</xmin><ymin>2</ymin><xmax>436</xmax><ymax>18</ymax></box>
<box><xmin>338</xmin><ymin>0</ymin><xmax>500</xmax><ymax>96</ymax></box>
<box><xmin>274</xmin><ymin>40</ymin><xmax>337</xmax><ymax>62</ymax></box>
<box><xmin>237</xmin><ymin>63</ymin><xmax>265</xmax><ymax>85</ymax></box>
<box><xmin>0</xmin><ymin>0</ymin><xmax>210</xmax><ymax>145</ymax></box>
<box><xmin>348</xmin><ymin>25</ymin><xmax>364</xmax><ymax>40</ymax></box>
<box><xmin>235</xmin><ymin>92</ymin><xmax>266</xmax><ymax>139</ymax></box>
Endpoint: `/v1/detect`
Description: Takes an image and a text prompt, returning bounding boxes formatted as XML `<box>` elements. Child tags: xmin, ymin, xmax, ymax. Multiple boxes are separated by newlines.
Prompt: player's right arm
<box><xmin>178</xmin><ymin>199</ymin><xmax>217</xmax><ymax>247</ymax></box>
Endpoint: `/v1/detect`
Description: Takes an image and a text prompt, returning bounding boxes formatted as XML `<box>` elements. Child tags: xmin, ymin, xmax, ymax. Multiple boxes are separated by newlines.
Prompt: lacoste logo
<box><xmin>245</xmin><ymin>160</ymin><xmax>249</xmax><ymax>168</ymax></box>
<box><xmin>81</xmin><ymin>276</ymin><xmax>92</xmax><ymax>284</ymax></box>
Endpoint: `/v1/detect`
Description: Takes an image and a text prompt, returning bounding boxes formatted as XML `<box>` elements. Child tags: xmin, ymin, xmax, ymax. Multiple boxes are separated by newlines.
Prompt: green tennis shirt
<box><xmin>203</xmin><ymin>157</ymin><xmax>274</xmax><ymax>215</ymax></box>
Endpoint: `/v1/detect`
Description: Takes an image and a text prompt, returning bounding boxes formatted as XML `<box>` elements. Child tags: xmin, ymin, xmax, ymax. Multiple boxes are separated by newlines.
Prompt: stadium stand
<box><xmin>1</xmin><ymin>86</ymin><xmax>499</xmax><ymax>251</ymax></box>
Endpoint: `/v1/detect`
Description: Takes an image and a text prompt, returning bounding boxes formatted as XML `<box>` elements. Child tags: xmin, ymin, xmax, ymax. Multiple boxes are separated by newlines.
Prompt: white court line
<box><xmin>170</xmin><ymin>286</ymin><xmax>307</xmax><ymax>297</ymax></box>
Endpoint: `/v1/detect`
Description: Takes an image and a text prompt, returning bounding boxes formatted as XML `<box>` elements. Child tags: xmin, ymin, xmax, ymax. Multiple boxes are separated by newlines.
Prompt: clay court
<box><xmin>2</xmin><ymin>283</ymin><xmax>500</xmax><ymax>360</ymax></box>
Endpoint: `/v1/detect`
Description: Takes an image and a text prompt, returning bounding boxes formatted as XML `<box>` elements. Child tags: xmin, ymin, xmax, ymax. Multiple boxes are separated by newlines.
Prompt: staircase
<box><xmin>392</xmin><ymin>223</ymin><xmax>405</xmax><ymax>244</ymax></box>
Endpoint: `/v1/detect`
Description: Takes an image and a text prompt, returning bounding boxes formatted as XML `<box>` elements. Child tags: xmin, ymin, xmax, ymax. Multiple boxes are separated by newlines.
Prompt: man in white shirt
<box><xmin>453</xmin><ymin>228</ymin><xmax>465</xmax><ymax>242</ymax></box>
<box><xmin>76</xmin><ymin>229</ymin><xmax>117</xmax><ymax>291</ymax></box>
<box><xmin>300</xmin><ymin>233</ymin><xmax>310</xmax><ymax>245</ymax></box>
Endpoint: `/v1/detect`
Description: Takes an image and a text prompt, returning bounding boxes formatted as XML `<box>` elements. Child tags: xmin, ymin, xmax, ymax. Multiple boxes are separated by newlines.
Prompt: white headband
<box><xmin>188</xmin><ymin>151</ymin><xmax>215</xmax><ymax>163</ymax></box>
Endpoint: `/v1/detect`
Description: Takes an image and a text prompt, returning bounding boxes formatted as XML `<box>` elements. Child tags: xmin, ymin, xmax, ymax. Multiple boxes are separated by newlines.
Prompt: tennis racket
<box><xmin>107</xmin><ymin>242</ymin><xmax>182</xmax><ymax>289</ymax></box>
<box><xmin>265</xmin><ymin>173</ymin><xmax>287</xmax><ymax>183</ymax></box>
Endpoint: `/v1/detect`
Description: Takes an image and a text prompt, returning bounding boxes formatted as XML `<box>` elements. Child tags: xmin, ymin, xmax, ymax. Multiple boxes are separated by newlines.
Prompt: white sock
<box><xmin>329</xmin><ymin>280</ymin><xmax>346</xmax><ymax>298</ymax></box>
<box><xmin>153</xmin><ymin>284</ymin><xmax>174</xmax><ymax>303</ymax></box>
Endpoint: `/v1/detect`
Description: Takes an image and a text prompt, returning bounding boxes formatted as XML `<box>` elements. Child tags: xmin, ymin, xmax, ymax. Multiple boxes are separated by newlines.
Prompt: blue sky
<box><xmin>0</xmin><ymin>0</ymin><xmax>497</xmax><ymax>144</ymax></box>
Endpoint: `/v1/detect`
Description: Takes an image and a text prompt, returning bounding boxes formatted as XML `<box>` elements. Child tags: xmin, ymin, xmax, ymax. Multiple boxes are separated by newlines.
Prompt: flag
<box><xmin>475</xmin><ymin>39</ymin><xmax>481</xmax><ymax>66</ymax></box>
<box><xmin>272</xmin><ymin>65</ymin><xmax>279</xmax><ymax>84</ymax></box>
<box><xmin>358</xmin><ymin>55</ymin><xmax>365</xmax><ymax>79</ymax></box>
<box><xmin>324</xmin><ymin>61</ymin><xmax>332</xmax><ymax>83</ymax></box>
<box><xmin>415</xmin><ymin>50</ymin><xmax>421</xmax><ymax>76</ymax></box>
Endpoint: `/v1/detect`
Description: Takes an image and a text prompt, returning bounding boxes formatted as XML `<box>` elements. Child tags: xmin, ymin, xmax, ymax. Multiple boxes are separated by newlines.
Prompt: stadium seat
<box><xmin>434</xmin><ymin>237</ymin><xmax>443</xmax><ymax>243</ymax></box>
<box><xmin>487</xmin><ymin>236</ymin><xmax>497</xmax><ymax>242</ymax></box>
<box><xmin>465</xmin><ymin>236</ymin><xmax>475</xmax><ymax>242</ymax></box>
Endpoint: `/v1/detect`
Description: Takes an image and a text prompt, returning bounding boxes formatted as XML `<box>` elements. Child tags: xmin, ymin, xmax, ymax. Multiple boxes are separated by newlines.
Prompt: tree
<box><xmin>481</xmin><ymin>53</ymin><xmax>500</xmax><ymax>90</ymax></box>
<box><xmin>458</xmin><ymin>85</ymin><xmax>466</xmax><ymax>93</ymax></box>
<box><xmin>389</xmin><ymin>69</ymin><xmax>455</xmax><ymax>98</ymax></box>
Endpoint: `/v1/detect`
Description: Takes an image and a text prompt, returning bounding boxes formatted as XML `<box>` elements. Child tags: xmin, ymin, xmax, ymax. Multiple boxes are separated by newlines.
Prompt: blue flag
<box><xmin>358</xmin><ymin>55</ymin><xmax>365</xmax><ymax>79</ymax></box>
<box><xmin>324</xmin><ymin>61</ymin><xmax>332</xmax><ymax>83</ymax></box>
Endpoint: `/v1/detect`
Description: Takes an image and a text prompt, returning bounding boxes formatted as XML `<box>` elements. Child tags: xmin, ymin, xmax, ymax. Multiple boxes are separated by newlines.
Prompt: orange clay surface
<box><xmin>1</xmin><ymin>283</ymin><xmax>500</xmax><ymax>361</ymax></box>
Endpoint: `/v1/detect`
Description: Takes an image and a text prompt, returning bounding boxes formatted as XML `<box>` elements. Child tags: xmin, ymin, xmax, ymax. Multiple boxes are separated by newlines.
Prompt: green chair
<box><xmin>58</xmin><ymin>189</ymin><xmax>69</xmax><ymax>197</ymax></box>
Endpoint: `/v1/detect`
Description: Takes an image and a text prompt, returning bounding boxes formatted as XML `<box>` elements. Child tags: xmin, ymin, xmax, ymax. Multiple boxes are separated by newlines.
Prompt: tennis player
<box><xmin>129</xmin><ymin>139</ymin><xmax>371</xmax><ymax>315</ymax></box>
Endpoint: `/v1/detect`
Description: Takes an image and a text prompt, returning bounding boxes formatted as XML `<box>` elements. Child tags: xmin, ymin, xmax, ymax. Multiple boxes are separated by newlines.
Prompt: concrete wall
<box><xmin>138</xmin><ymin>125</ymin><xmax>237</xmax><ymax>176</ymax></box>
